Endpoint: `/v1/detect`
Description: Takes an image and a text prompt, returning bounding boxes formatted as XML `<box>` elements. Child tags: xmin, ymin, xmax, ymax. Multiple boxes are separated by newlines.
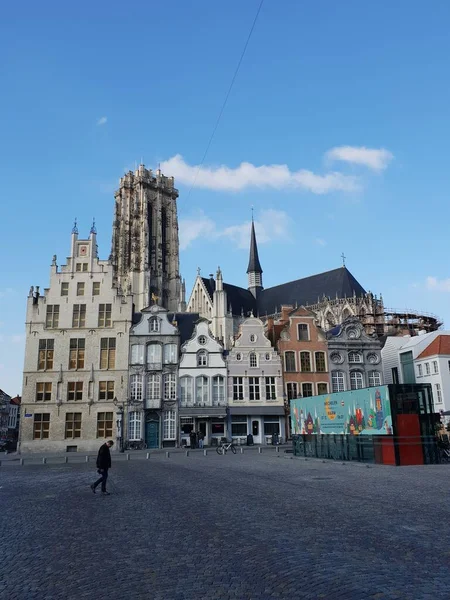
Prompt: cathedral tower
<box><xmin>110</xmin><ymin>164</ymin><xmax>182</xmax><ymax>311</ymax></box>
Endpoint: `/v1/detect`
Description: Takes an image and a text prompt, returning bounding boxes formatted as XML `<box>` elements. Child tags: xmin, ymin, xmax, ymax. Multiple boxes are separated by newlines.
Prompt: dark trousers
<box><xmin>93</xmin><ymin>469</ymin><xmax>108</xmax><ymax>492</ymax></box>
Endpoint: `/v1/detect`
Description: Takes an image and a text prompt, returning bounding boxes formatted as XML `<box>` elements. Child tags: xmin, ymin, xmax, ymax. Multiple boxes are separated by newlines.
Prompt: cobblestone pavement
<box><xmin>1</xmin><ymin>453</ymin><xmax>449</xmax><ymax>600</ymax></box>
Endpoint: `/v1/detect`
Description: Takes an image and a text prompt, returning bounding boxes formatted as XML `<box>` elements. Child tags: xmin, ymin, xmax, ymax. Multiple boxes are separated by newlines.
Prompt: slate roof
<box><xmin>258</xmin><ymin>266</ymin><xmax>367</xmax><ymax>316</ymax></box>
<box><xmin>168</xmin><ymin>312</ymin><xmax>200</xmax><ymax>345</ymax></box>
<box><xmin>417</xmin><ymin>335</ymin><xmax>450</xmax><ymax>359</ymax></box>
<box><xmin>201</xmin><ymin>277</ymin><xmax>257</xmax><ymax>317</ymax></box>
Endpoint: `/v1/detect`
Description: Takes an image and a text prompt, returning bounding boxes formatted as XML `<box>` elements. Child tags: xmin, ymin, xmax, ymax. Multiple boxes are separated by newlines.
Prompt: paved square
<box><xmin>1</xmin><ymin>451</ymin><xmax>449</xmax><ymax>600</ymax></box>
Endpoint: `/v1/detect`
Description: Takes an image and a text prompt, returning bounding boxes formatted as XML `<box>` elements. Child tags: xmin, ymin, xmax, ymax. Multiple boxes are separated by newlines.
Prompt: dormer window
<box><xmin>249</xmin><ymin>352</ymin><xmax>258</xmax><ymax>368</ymax></box>
<box><xmin>150</xmin><ymin>317</ymin><xmax>159</xmax><ymax>333</ymax></box>
<box><xmin>249</xmin><ymin>334</ymin><xmax>256</xmax><ymax>343</ymax></box>
<box><xmin>197</xmin><ymin>350</ymin><xmax>208</xmax><ymax>367</ymax></box>
<box><xmin>348</xmin><ymin>351</ymin><xmax>362</xmax><ymax>364</ymax></box>
<box><xmin>198</xmin><ymin>335</ymin><xmax>207</xmax><ymax>345</ymax></box>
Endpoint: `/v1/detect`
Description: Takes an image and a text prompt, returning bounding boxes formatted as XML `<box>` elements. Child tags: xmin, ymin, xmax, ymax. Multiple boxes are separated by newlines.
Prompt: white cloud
<box><xmin>160</xmin><ymin>154</ymin><xmax>359</xmax><ymax>194</ymax></box>
<box><xmin>426</xmin><ymin>276</ymin><xmax>450</xmax><ymax>292</ymax></box>
<box><xmin>179</xmin><ymin>209</ymin><xmax>291</xmax><ymax>250</ymax></box>
<box><xmin>97</xmin><ymin>116</ymin><xmax>107</xmax><ymax>126</ymax></box>
<box><xmin>315</xmin><ymin>238</ymin><xmax>327</xmax><ymax>246</ymax></box>
<box><xmin>326</xmin><ymin>146</ymin><xmax>393</xmax><ymax>171</ymax></box>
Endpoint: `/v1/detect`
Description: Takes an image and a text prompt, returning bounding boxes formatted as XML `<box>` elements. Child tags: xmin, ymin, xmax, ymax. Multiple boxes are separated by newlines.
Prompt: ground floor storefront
<box><xmin>179</xmin><ymin>406</ymin><xmax>227</xmax><ymax>447</ymax></box>
<box><xmin>228</xmin><ymin>406</ymin><xmax>286</xmax><ymax>445</ymax></box>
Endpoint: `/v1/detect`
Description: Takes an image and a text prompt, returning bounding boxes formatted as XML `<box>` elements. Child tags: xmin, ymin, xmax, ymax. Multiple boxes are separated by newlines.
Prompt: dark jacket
<box><xmin>96</xmin><ymin>443</ymin><xmax>112</xmax><ymax>470</ymax></box>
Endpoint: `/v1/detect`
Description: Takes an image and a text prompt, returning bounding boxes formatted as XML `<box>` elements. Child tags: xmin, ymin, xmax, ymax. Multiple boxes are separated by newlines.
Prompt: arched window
<box><xmin>249</xmin><ymin>352</ymin><xmax>258</xmax><ymax>368</ymax></box>
<box><xmin>146</xmin><ymin>374</ymin><xmax>160</xmax><ymax>401</ymax></box>
<box><xmin>348</xmin><ymin>351</ymin><xmax>362</xmax><ymax>364</ymax></box>
<box><xmin>212</xmin><ymin>376</ymin><xmax>225</xmax><ymax>405</ymax></box>
<box><xmin>197</xmin><ymin>350</ymin><xmax>208</xmax><ymax>367</ymax></box>
<box><xmin>147</xmin><ymin>344</ymin><xmax>162</xmax><ymax>368</ymax></box>
<box><xmin>196</xmin><ymin>376</ymin><xmax>209</xmax><ymax>404</ymax></box>
<box><xmin>300</xmin><ymin>352</ymin><xmax>311</xmax><ymax>372</ymax></box>
<box><xmin>315</xmin><ymin>352</ymin><xmax>326</xmax><ymax>372</ymax></box>
<box><xmin>130</xmin><ymin>374</ymin><xmax>143</xmax><ymax>401</ymax></box>
<box><xmin>164</xmin><ymin>343</ymin><xmax>177</xmax><ymax>364</ymax></box>
<box><xmin>350</xmin><ymin>371</ymin><xmax>364</xmax><ymax>390</ymax></box>
<box><xmin>368</xmin><ymin>371</ymin><xmax>381</xmax><ymax>387</ymax></box>
<box><xmin>180</xmin><ymin>376</ymin><xmax>193</xmax><ymax>405</ymax></box>
<box><xmin>131</xmin><ymin>344</ymin><xmax>144</xmax><ymax>365</ymax></box>
<box><xmin>149</xmin><ymin>317</ymin><xmax>159</xmax><ymax>333</ymax></box>
<box><xmin>331</xmin><ymin>371</ymin><xmax>345</xmax><ymax>393</ymax></box>
<box><xmin>285</xmin><ymin>351</ymin><xmax>296</xmax><ymax>372</ymax></box>
<box><xmin>128</xmin><ymin>411</ymin><xmax>142</xmax><ymax>441</ymax></box>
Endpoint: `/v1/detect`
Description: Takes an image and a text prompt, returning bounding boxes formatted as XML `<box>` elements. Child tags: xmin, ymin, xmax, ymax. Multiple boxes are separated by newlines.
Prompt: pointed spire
<box><xmin>90</xmin><ymin>218</ymin><xmax>97</xmax><ymax>235</ymax></box>
<box><xmin>72</xmin><ymin>218</ymin><xmax>78</xmax><ymax>235</ymax></box>
<box><xmin>247</xmin><ymin>217</ymin><xmax>262</xmax><ymax>275</ymax></box>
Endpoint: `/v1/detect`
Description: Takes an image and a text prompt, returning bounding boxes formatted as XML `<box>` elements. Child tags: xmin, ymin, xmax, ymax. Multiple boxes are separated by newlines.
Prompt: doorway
<box><xmin>145</xmin><ymin>419</ymin><xmax>159</xmax><ymax>449</ymax></box>
<box><xmin>252</xmin><ymin>419</ymin><xmax>261</xmax><ymax>444</ymax></box>
<box><xmin>198</xmin><ymin>421</ymin><xmax>207</xmax><ymax>445</ymax></box>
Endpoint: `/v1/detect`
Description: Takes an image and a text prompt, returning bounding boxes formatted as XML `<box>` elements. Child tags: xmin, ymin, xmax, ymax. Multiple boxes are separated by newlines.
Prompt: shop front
<box><xmin>229</xmin><ymin>407</ymin><xmax>286</xmax><ymax>445</ymax></box>
<box><xmin>179</xmin><ymin>407</ymin><xmax>228</xmax><ymax>447</ymax></box>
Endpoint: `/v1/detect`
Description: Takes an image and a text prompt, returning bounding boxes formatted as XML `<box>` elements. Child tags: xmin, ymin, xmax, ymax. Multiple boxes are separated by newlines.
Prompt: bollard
<box><xmin>185</xmin><ymin>450</ymin><xmax>189</xmax><ymax>457</ymax></box>
<box><xmin>126</xmin><ymin>453</ymin><xmax>130</xmax><ymax>461</ymax></box>
<box><xmin>146</xmin><ymin>452</ymin><xmax>150</xmax><ymax>460</ymax></box>
<box><xmin>276</xmin><ymin>446</ymin><xmax>280</xmax><ymax>453</ymax></box>
<box><xmin>166</xmin><ymin>451</ymin><xmax>170</xmax><ymax>458</ymax></box>
<box><xmin>258</xmin><ymin>447</ymin><xmax>262</xmax><ymax>454</ymax></box>
<box><xmin>42</xmin><ymin>457</ymin><xmax>47</xmax><ymax>464</ymax></box>
<box><xmin>240</xmin><ymin>447</ymin><xmax>244</xmax><ymax>454</ymax></box>
<box><xmin>85</xmin><ymin>455</ymin><xmax>89</xmax><ymax>463</ymax></box>
<box><xmin>20</xmin><ymin>458</ymin><xmax>24</xmax><ymax>465</ymax></box>
<box><xmin>64</xmin><ymin>456</ymin><xmax>68</xmax><ymax>464</ymax></box>
<box><xmin>203</xmin><ymin>449</ymin><xmax>207</xmax><ymax>456</ymax></box>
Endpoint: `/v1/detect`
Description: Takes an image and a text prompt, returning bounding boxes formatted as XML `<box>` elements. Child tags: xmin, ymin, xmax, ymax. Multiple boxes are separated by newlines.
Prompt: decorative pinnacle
<box><xmin>72</xmin><ymin>218</ymin><xmax>78</xmax><ymax>235</ymax></box>
<box><xmin>90</xmin><ymin>218</ymin><xmax>97</xmax><ymax>235</ymax></box>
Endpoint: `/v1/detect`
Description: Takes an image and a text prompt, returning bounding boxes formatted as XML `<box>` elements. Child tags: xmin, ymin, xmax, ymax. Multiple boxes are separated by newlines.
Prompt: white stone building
<box><xmin>227</xmin><ymin>317</ymin><xmax>285</xmax><ymax>445</ymax></box>
<box><xmin>178</xmin><ymin>319</ymin><xmax>227</xmax><ymax>447</ymax></box>
<box><xmin>128</xmin><ymin>304</ymin><xmax>180</xmax><ymax>449</ymax></box>
<box><xmin>20</xmin><ymin>223</ymin><xmax>133</xmax><ymax>453</ymax></box>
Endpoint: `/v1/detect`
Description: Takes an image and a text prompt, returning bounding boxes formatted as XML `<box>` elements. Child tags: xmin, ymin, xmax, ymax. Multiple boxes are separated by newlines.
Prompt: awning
<box><xmin>179</xmin><ymin>407</ymin><xmax>227</xmax><ymax>418</ymax></box>
<box><xmin>229</xmin><ymin>406</ymin><xmax>285</xmax><ymax>416</ymax></box>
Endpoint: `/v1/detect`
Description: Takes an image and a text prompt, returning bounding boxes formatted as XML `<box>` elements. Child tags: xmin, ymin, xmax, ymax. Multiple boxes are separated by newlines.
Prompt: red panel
<box><xmin>396</xmin><ymin>414</ymin><xmax>423</xmax><ymax>466</ymax></box>
<box><xmin>379</xmin><ymin>437</ymin><xmax>396</xmax><ymax>466</ymax></box>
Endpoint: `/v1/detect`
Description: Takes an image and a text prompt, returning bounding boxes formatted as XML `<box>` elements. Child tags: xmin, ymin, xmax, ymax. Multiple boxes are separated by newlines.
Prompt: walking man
<box><xmin>90</xmin><ymin>440</ymin><xmax>114</xmax><ymax>495</ymax></box>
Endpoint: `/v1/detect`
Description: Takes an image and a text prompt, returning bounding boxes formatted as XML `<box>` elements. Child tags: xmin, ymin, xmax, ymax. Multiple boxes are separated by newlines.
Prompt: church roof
<box><xmin>247</xmin><ymin>220</ymin><xmax>263</xmax><ymax>274</ymax></box>
<box><xmin>257</xmin><ymin>267</ymin><xmax>366</xmax><ymax>315</ymax></box>
<box><xmin>201</xmin><ymin>277</ymin><xmax>257</xmax><ymax>317</ymax></box>
<box><xmin>167</xmin><ymin>312</ymin><xmax>200</xmax><ymax>345</ymax></box>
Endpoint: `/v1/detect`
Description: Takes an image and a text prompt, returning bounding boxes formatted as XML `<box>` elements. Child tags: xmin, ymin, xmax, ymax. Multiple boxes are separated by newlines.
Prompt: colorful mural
<box><xmin>290</xmin><ymin>386</ymin><xmax>393</xmax><ymax>436</ymax></box>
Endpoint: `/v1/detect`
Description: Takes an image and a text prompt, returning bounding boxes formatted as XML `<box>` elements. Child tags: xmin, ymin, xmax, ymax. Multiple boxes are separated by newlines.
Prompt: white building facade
<box><xmin>178</xmin><ymin>319</ymin><xmax>227</xmax><ymax>447</ymax></box>
<box><xmin>20</xmin><ymin>224</ymin><xmax>133</xmax><ymax>453</ymax></box>
<box><xmin>227</xmin><ymin>317</ymin><xmax>285</xmax><ymax>445</ymax></box>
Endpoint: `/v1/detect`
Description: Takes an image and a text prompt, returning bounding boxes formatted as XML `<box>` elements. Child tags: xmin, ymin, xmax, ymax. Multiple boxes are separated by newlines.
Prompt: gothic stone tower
<box><xmin>110</xmin><ymin>164</ymin><xmax>182</xmax><ymax>312</ymax></box>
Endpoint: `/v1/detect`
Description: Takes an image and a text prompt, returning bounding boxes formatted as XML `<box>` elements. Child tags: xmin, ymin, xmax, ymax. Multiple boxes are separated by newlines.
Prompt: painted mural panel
<box><xmin>290</xmin><ymin>386</ymin><xmax>392</xmax><ymax>436</ymax></box>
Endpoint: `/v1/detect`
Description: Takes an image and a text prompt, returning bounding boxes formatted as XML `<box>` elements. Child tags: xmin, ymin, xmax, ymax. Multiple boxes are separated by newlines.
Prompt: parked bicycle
<box><xmin>438</xmin><ymin>439</ymin><xmax>450</xmax><ymax>463</ymax></box>
<box><xmin>216</xmin><ymin>440</ymin><xmax>237</xmax><ymax>455</ymax></box>
<box><xmin>124</xmin><ymin>439</ymin><xmax>147</xmax><ymax>450</ymax></box>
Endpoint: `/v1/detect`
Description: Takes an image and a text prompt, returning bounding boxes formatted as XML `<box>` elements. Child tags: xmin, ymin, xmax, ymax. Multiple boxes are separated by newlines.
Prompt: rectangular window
<box><xmin>163</xmin><ymin>410</ymin><xmax>176</xmax><ymax>440</ymax></box>
<box><xmin>233</xmin><ymin>377</ymin><xmax>244</xmax><ymax>400</ymax></box>
<box><xmin>285</xmin><ymin>352</ymin><xmax>296</xmax><ymax>372</ymax></box>
<box><xmin>302</xmin><ymin>383</ymin><xmax>313</xmax><ymax>397</ymax></box>
<box><xmin>164</xmin><ymin>343</ymin><xmax>177</xmax><ymax>364</ymax></box>
<box><xmin>69</xmin><ymin>338</ymin><xmax>85</xmax><ymax>369</ymax></box>
<box><xmin>77</xmin><ymin>282</ymin><xmax>85</xmax><ymax>296</ymax></box>
<box><xmin>97</xmin><ymin>412</ymin><xmax>113</xmax><ymax>438</ymax></box>
<box><xmin>36</xmin><ymin>382</ymin><xmax>52</xmax><ymax>402</ymax></box>
<box><xmin>332</xmin><ymin>371</ymin><xmax>345</xmax><ymax>393</ymax></box>
<box><xmin>231</xmin><ymin>416</ymin><xmax>247</xmax><ymax>437</ymax></box>
<box><xmin>65</xmin><ymin>412</ymin><xmax>82</xmax><ymax>438</ymax></box>
<box><xmin>300</xmin><ymin>352</ymin><xmax>311</xmax><ymax>372</ymax></box>
<box><xmin>100</xmin><ymin>338</ymin><xmax>116</xmax><ymax>369</ymax></box>
<box><xmin>315</xmin><ymin>352</ymin><xmax>326</xmax><ymax>372</ymax></box>
<box><xmin>436</xmin><ymin>383</ymin><xmax>443</xmax><ymax>404</ymax></box>
<box><xmin>82</xmin><ymin>263</ymin><xmax>88</xmax><ymax>272</ymax></box>
<box><xmin>72</xmin><ymin>304</ymin><xmax>86</xmax><ymax>328</ymax></box>
<box><xmin>181</xmin><ymin>417</ymin><xmax>194</xmax><ymax>434</ymax></box>
<box><xmin>92</xmin><ymin>282</ymin><xmax>100</xmax><ymax>296</ymax></box>
<box><xmin>38</xmin><ymin>339</ymin><xmax>54</xmax><ymax>370</ymax></box>
<box><xmin>249</xmin><ymin>377</ymin><xmax>260</xmax><ymax>401</ymax></box>
<box><xmin>212</xmin><ymin>376</ymin><xmax>225</xmax><ymax>405</ymax></box>
<box><xmin>147</xmin><ymin>344</ymin><xmax>162</xmax><ymax>368</ymax></box>
<box><xmin>76</xmin><ymin>263</ymin><xmax>88</xmax><ymax>272</ymax></box>
<box><xmin>130</xmin><ymin>374</ymin><xmax>143</xmax><ymax>401</ymax></box>
<box><xmin>317</xmin><ymin>383</ymin><xmax>328</xmax><ymax>395</ymax></box>
<box><xmin>265</xmin><ymin>377</ymin><xmax>276</xmax><ymax>400</ymax></box>
<box><xmin>68</xmin><ymin>381</ymin><xmax>83</xmax><ymax>401</ymax></box>
<box><xmin>61</xmin><ymin>282</ymin><xmax>69</xmax><ymax>296</ymax></box>
<box><xmin>180</xmin><ymin>376</ymin><xmax>193</xmax><ymax>405</ymax></box>
<box><xmin>46</xmin><ymin>305</ymin><xmax>59</xmax><ymax>328</ymax></box>
<box><xmin>164</xmin><ymin>373</ymin><xmax>177</xmax><ymax>400</ymax></box>
<box><xmin>76</xmin><ymin>263</ymin><xmax>82</xmax><ymax>272</ymax></box>
<box><xmin>211</xmin><ymin>421</ymin><xmax>225</xmax><ymax>435</ymax></box>
<box><xmin>249</xmin><ymin>353</ymin><xmax>258</xmax><ymax>368</ymax></box>
<box><xmin>264</xmin><ymin>415</ymin><xmax>280</xmax><ymax>436</ymax></box>
<box><xmin>433</xmin><ymin>361</ymin><xmax>439</xmax><ymax>374</ymax></box>
<box><xmin>147</xmin><ymin>374</ymin><xmax>160</xmax><ymax>400</ymax></box>
<box><xmin>131</xmin><ymin>344</ymin><xmax>145</xmax><ymax>365</ymax></box>
<box><xmin>98</xmin><ymin>304</ymin><xmax>112</xmax><ymax>328</ymax></box>
<box><xmin>196</xmin><ymin>376</ymin><xmax>208</xmax><ymax>404</ymax></box>
<box><xmin>99</xmin><ymin>381</ymin><xmax>114</xmax><ymax>401</ymax></box>
<box><xmin>297</xmin><ymin>323</ymin><xmax>309</xmax><ymax>341</ymax></box>
<box><xmin>128</xmin><ymin>411</ymin><xmax>142</xmax><ymax>440</ymax></box>
<box><xmin>425</xmin><ymin>362</ymin><xmax>431</xmax><ymax>375</ymax></box>
<box><xmin>417</xmin><ymin>364</ymin><xmax>423</xmax><ymax>377</ymax></box>
<box><xmin>33</xmin><ymin>414</ymin><xmax>50</xmax><ymax>439</ymax></box>
<box><xmin>287</xmin><ymin>382</ymin><xmax>298</xmax><ymax>400</ymax></box>
<box><xmin>368</xmin><ymin>371</ymin><xmax>382</xmax><ymax>387</ymax></box>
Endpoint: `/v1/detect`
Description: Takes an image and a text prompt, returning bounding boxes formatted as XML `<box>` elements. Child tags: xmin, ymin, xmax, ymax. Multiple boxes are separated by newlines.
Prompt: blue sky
<box><xmin>2</xmin><ymin>0</ymin><xmax>450</xmax><ymax>394</ymax></box>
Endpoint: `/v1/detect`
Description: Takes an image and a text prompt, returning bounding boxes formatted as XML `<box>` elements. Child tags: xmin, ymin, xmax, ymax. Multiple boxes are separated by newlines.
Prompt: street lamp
<box><xmin>113</xmin><ymin>397</ymin><xmax>125</xmax><ymax>453</ymax></box>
